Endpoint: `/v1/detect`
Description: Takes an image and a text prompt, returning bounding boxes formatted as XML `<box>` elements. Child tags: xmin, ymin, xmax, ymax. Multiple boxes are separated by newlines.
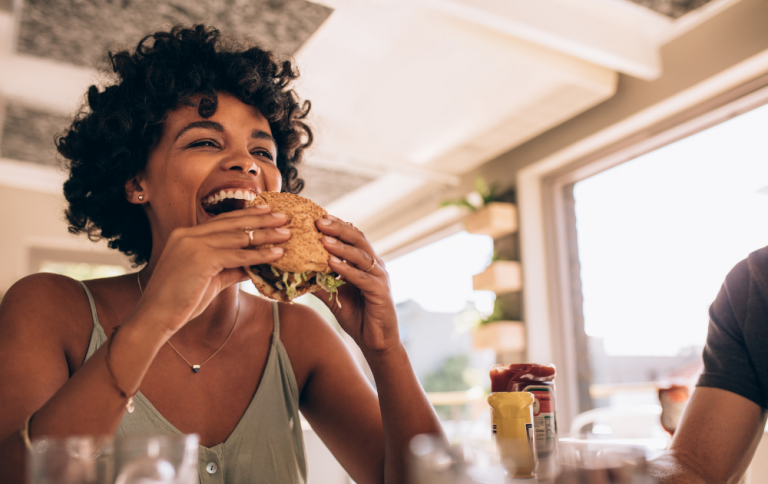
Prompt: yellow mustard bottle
<box><xmin>487</xmin><ymin>391</ymin><xmax>538</xmax><ymax>479</ymax></box>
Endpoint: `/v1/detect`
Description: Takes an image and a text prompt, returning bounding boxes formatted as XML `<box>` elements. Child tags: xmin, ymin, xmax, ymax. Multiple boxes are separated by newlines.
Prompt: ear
<box><xmin>125</xmin><ymin>175</ymin><xmax>147</xmax><ymax>204</ymax></box>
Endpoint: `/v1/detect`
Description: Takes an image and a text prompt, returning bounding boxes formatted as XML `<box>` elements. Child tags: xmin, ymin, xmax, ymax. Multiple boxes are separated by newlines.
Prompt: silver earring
<box><xmin>138</xmin><ymin>195</ymin><xmax>145</xmax><ymax>201</ymax></box>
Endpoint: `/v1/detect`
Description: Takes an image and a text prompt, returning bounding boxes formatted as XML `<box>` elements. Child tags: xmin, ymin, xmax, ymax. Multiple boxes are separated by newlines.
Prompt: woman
<box><xmin>0</xmin><ymin>25</ymin><xmax>443</xmax><ymax>483</ymax></box>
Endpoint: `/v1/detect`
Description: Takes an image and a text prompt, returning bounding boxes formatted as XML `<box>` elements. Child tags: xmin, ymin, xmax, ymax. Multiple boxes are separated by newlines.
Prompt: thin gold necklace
<box><xmin>137</xmin><ymin>271</ymin><xmax>240</xmax><ymax>373</ymax></box>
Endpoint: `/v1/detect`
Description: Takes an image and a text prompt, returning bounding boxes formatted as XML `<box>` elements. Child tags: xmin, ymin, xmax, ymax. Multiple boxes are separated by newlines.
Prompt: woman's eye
<box><xmin>252</xmin><ymin>149</ymin><xmax>275</xmax><ymax>161</ymax></box>
<box><xmin>189</xmin><ymin>140</ymin><xmax>218</xmax><ymax>148</ymax></box>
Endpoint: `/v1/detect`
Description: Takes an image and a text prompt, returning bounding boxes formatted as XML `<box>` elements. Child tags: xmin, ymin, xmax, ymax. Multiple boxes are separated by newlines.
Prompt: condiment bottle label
<box><xmin>523</xmin><ymin>385</ymin><xmax>557</xmax><ymax>458</ymax></box>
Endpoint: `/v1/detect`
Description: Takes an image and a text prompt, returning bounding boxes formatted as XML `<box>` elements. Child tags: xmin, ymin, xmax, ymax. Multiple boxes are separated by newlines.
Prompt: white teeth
<box><xmin>203</xmin><ymin>189</ymin><xmax>256</xmax><ymax>206</ymax></box>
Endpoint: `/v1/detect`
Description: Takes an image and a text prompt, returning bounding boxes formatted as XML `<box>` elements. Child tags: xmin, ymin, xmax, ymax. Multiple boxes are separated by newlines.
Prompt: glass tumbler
<box><xmin>27</xmin><ymin>435</ymin><xmax>114</xmax><ymax>484</ymax></box>
<box><xmin>555</xmin><ymin>439</ymin><xmax>656</xmax><ymax>484</ymax></box>
<box><xmin>114</xmin><ymin>434</ymin><xmax>199</xmax><ymax>484</ymax></box>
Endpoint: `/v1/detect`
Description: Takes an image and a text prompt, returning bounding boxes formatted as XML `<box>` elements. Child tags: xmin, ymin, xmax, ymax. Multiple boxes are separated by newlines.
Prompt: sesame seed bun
<box><xmin>247</xmin><ymin>192</ymin><xmax>332</xmax><ymax>274</ymax></box>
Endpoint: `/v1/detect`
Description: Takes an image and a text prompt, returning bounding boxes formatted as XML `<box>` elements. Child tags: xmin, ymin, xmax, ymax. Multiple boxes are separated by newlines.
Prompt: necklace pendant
<box><xmin>192</xmin><ymin>365</ymin><xmax>201</xmax><ymax>373</ymax></box>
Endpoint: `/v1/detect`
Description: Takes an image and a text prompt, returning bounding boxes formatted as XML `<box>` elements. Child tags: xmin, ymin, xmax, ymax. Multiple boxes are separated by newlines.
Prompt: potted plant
<box><xmin>472</xmin><ymin>303</ymin><xmax>526</xmax><ymax>352</ymax></box>
<box><xmin>442</xmin><ymin>177</ymin><xmax>517</xmax><ymax>239</ymax></box>
<box><xmin>472</xmin><ymin>257</ymin><xmax>522</xmax><ymax>294</ymax></box>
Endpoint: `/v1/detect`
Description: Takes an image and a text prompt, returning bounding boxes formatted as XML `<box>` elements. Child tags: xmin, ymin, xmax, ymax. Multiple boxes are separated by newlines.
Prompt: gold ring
<box><xmin>244</xmin><ymin>227</ymin><xmax>254</xmax><ymax>244</ymax></box>
<box><xmin>365</xmin><ymin>258</ymin><xmax>377</xmax><ymax>273</ymax></box>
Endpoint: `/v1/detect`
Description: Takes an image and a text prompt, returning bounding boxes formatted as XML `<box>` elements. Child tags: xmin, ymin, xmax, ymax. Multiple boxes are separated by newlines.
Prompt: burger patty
<box><xmin>253</xmin><ymin>264</ymin><xmax>281</xmax><ymax>284</ymax></box>
<box><xmin>251</xmin><ymin>264</ymin><xmax>317</xmax><ymax>291</ymax></box>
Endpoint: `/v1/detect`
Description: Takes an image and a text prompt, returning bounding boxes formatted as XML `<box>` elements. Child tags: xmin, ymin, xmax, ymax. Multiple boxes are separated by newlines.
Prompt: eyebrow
<box><xmin>251</xmin><ymin>130</ymin><xmax>277</xmax><ymax>148</ymax></box>
<box><xmin>175</xmin><ymin>121</ymin><xmax>223</xmax><ymax>141</ymax></box>
<box><xmin>174</xmin><ymin>121</ymin><xmax>277</xmax><ymax>150</ymax></box>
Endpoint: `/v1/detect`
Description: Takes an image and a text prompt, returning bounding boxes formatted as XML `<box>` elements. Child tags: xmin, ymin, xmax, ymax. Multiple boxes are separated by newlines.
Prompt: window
<box><xmin>28</xmin><ymin>246</ymin><xmax>131</xmax><ymax>280</ymax></box>
<box><xmin>571</xmin><ymin>96</ymin><xmax>768</xmax><ymax>411</ymax></box>
<box><xmin>39</xmin><ymin>261</ymin><xmax>127</xmax><ymax>280</ymax></box>
<box><xmin>387</xmin><ymin>231</ymin><xmax>495</xmax><ymax>427</ymax></box>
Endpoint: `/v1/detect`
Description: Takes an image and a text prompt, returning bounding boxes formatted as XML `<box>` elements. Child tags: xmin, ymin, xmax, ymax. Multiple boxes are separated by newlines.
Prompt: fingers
<box><xmin>326</xmin><ymin>255</ymin><xmax>386</xmax><ymax>294</ymax></box>
<box><xmin>321</xmin><ymin>235</ymin><xmax>379</xmax><ymax>274</ymax></box>
<box><xmin>213</xmin><ymin>246</ymin><xmax>285</xmax><ymax>270</ymax></box>
<box><xmin>197</xmin><ymin>227</ymin><xmax>291</xmax><ymax>249</ymax></box>
<box><xmin>316</xmin><ymin>215</ymin><xmax>375</xmax><ymax>256</ymax></box>
<box><xmin>323</xmin><ymin>237</ymin><xmax>386</xmax><ymax>294</ymax></box>
<box><xmin>182</xmin><ymin>206</ymin><xmax>289</xmax><ymax>237</ymax></box>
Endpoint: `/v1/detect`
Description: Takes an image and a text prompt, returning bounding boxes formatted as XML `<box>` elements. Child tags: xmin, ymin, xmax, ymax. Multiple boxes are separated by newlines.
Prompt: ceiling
<box><xmin>0</xmin><ymin>0</ymin><xmax>736</xmax><ymax>255</ymax></box>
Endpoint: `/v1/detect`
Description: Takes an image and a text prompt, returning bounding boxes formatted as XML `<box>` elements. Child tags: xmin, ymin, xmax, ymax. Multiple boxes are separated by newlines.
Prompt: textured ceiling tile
<box><xmin>626</xmin><ymin>0</ymin><xmax>714</xmax><ymax>18</ymax></box>
<box><xmin>1</xmin><ymin>102</ymin><xmax>68</xmax><ymax>166</ymax></box>
<box><xmin>17</xmin><ymin>0</ymin><xmax>332</xmax><ymax>67</ymax></box>
<box><xmin>298</xmin><ymin>165</ymin><xmax>375</xmax><ymax>207</ymax></box>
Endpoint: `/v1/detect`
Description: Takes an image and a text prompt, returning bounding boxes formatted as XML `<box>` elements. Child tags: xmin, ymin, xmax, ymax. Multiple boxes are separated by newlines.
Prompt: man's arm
<box><xmin>649</xmin><ymin>386</ymin><xmax>767</xmax><ymax>484</ymax></box>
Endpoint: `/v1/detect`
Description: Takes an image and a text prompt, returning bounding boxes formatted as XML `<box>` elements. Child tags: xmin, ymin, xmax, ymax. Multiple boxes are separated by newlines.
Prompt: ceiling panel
<box><xmin>0</xmin><ymin>102</ymin><xmax>67</xmax><ymax>166</ymax></box>
<box><xmin>17</xmin><ymin>0</ymin><xmax>332</xmax><ymax>67</ymax></box>
<box><xmin>626</xmin><ymin>0</ymin><xmax>715</xmax><ymax>18</ymax></box>
<box><xmin>298</xmin><ymin>164</ymin><xmax>374</xmax><ymax>207</ymax></box>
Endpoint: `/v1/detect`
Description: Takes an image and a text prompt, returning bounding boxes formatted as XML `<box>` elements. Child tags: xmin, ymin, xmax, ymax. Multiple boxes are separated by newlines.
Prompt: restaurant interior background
<box><xmin>2</xmin><ymin>0</ymin><xmax>768</xmax><ymax>481</ymax></box>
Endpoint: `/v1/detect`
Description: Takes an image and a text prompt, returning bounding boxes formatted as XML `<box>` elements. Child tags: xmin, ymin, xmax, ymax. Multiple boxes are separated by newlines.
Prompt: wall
<box><xmin>0</xmin><ymin>184</ymin><xmax>130</xmax><ymax>293</ymax></box>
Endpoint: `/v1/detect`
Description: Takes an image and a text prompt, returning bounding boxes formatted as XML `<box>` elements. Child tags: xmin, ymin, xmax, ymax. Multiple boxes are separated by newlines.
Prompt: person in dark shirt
<box><xmin>649</xmin><ymin>247</ymin><xmax>768</xmax><ymax>483</ymax></box>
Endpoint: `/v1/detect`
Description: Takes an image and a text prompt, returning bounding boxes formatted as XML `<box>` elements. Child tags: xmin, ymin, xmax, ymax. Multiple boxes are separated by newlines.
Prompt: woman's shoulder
<box><xmin>269</xmin><ymin>298</ymin><xmax>351</xmax><ymax>389</ymax></box>
<box><xmin>0</xmin><ymin>273</ymin><xmax>93</xmax><ymax>344</ymax></box>
<box><xmin>3</xmin><ymin>272</ymin><xmax>88</xmax><ymax>311</ymax></box>
<box><xmin>277</xmin><ymin>299</ymin><xmax>343</xmax><ymax>343</ymax></box>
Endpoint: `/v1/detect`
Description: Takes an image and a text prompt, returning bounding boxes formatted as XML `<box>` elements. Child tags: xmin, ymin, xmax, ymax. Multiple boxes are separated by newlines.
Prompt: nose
<box><xmin>221</xmin><ymin>150</ymin><xmax>261</xmax><ymax>176</ymax></box>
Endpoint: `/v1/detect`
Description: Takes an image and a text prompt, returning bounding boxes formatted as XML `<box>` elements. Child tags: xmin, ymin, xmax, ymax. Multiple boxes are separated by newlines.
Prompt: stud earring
<box><xmin>138</xmin><ymin>195</ymin><xmax>145</xmax><ymax>202</ymax></box>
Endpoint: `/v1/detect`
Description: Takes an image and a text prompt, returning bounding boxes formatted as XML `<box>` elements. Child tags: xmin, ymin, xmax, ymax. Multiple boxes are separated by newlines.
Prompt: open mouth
<box><xmin>201</xmin><ymin>188</ymin><xmax>258</xmax><ymax>216</ymax></box>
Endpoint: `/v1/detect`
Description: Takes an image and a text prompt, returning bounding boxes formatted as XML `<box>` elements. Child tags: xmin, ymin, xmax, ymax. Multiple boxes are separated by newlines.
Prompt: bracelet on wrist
<box><xmin>106</xmin><ymin>326</ymin><xmax>137</xmax><ymax>414</ymax></box>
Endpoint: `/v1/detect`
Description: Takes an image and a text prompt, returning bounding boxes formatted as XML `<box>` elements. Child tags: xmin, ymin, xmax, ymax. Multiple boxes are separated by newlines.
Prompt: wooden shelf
<box><xmin>472</xmin><ymin>260</ymin><xmax>522</xmax><ymax>294</ymax></box>
<box><xmin>464</xmin><ymin>202</ymin><xmax>517</xmax><ymax>239</ymax></box>
<box><xmin>473</xmin><ymin>321</ymin><xmax>526</xmax><ymax>352</ymax></box>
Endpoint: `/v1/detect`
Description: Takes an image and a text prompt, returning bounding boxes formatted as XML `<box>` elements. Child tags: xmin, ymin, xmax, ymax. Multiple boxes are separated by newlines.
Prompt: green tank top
<box><xmin>80</xmin><ymin>282</ymin><xmax>307</xmax><ymax>484</ymax></box>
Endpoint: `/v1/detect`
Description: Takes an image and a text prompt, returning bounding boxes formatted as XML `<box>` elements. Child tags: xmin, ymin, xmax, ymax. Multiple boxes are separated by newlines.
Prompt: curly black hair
<box><xmin>57</xmin><ymin>24</ymin><xmax>312</xmax><ymax>265</ymax></box>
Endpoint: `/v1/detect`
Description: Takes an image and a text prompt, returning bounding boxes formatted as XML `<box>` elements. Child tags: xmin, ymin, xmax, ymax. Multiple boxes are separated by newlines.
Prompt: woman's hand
<box><xmin>137</xmin><ymin>205</ymin><xmax>291</xmax><ymax>334</ymax></box>
<box><xmin>315</xmin><ymin>215</ymin><xmax>400</xmax><ymax>352</ymax></box>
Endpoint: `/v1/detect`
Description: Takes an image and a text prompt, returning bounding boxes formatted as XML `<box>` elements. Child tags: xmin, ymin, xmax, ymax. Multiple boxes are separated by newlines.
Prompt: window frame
<box><xmin>518</xmin><ymin>70</ymin><xmax>768</xmax><ymax>430</ymax></box>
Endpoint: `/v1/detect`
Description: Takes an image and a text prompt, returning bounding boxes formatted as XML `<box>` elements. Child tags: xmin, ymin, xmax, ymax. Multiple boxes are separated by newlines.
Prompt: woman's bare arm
<box><xmin>0</xmin><ymin>274</ymin><xmax>170</xmax><ymax>484</ymax></box>
<box><xmin>303</xmin><ymin>214</ymin><xmax>444</xmax><ymax>484</ymax></box>
<box><xmin>649</xmin><ymin>386</ymin><xmax>767</xmax><ymax>484</ymax></box>
<box><xmin>286</xmin><ymin>303</ymin><xmax>442</xmax><ymax>484</ymax></box>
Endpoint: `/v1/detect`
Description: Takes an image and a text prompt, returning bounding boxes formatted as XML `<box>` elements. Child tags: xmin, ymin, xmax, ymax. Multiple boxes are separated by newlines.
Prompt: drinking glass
<box><xmin>554</xmin><ymin>439</ymin><xmax>656</xmax><ymax>484</ymax></box>
<box><xmin>114</xmin><ymin>434</ymin><xmax>199</xmax><ymax>484</ymax></box>
<box><xmin>27</xmin><ymin>435</ymin><xmax>114</xmax><ymax>484</ymax></box>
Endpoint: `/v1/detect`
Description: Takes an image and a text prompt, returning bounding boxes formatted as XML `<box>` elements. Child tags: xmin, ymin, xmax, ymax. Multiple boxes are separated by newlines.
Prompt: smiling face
<box><xmin>135</xmin><ymin>91</ymin><xmax>282</xmax><ymax>244</ymax></box>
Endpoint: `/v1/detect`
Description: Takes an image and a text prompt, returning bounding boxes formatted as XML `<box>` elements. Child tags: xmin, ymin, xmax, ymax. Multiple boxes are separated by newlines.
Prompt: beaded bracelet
<box><xmin>106</xmin><ymin>326</ymin><xmax>136</xmax><ymax>413</ymax></box>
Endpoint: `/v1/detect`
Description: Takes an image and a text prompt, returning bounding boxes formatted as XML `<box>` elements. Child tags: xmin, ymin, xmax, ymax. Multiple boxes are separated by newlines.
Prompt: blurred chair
<box><xmin>569</xmin><ymin>405</ymin><xmax>669</xmax><ymax>456</ymax></box>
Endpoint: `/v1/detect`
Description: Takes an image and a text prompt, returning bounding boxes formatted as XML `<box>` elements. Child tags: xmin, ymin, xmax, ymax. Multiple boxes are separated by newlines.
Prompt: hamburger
<box><xmin>243</xmin><ymin>192</ymin><xmax>345</xmax><ymax>305</ymax></box>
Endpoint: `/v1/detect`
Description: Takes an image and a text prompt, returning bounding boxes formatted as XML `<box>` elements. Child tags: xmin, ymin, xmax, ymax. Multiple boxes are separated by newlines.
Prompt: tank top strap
<box><xmin>79</xmin><ymin>281</ymin><xmax>108</xmax><ymax>363</ymax></box>
<box><xmin>79</xmin><ymin>281</ymin><xmax>106</xmax><ymax>334</ymax></box>
<box><xmin>271</xmin><ymin>300</ymin><xmax>280</xmax><ymax>339</ymax></box>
